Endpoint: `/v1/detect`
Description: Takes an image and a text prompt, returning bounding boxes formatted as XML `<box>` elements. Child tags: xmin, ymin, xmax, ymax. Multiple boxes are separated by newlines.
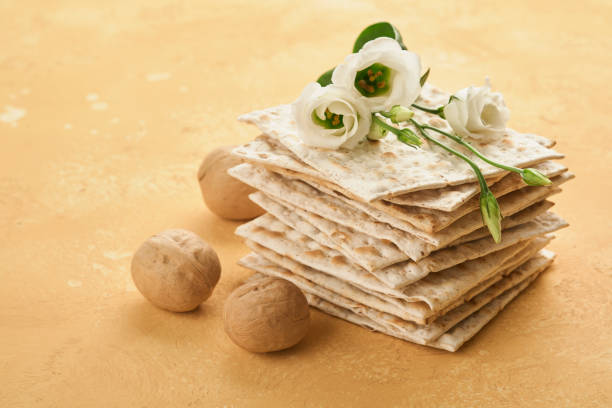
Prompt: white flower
<box><xmin>443</xmin><ymin>79</ymin><xmax>510</xmax><ymax>142</ymax></box>
<box><xmin>331</xmin><ymin>37</ymin><xmax>422</xmax><ymax>112</ymax></box>
<box><xmin>292</xmin><ymin>82</ymin><xmax>371</xmax><ymax>150</ymax></box>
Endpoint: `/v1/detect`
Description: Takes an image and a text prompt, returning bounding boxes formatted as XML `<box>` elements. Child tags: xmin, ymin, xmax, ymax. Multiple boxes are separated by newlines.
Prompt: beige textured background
<box><xmin>1</xmin><ymin>1</ymin><xmax>611</xmax><ymax>406</ymax></box>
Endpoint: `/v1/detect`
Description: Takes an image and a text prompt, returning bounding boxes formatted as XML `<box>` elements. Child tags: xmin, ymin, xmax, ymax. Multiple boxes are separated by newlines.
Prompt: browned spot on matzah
<box><xmin>304</xmin><ymin>249</ymin><xmax>325</xmax><ymax>258</ymax></box>
<box><xmin>331</xmin><ymin>231</ymin><xmax>349</xmax><ymax>242</ymax></box>
<box><xmin>354</xmin><ymin>246</ymin><xmax>381</xmax><ymax>257</ymax></box>
<box><xmin>331</xmin><ymin>255</ymin><xmax>348</xmax><ymax>265</ymax></box>
<box><xmin>382</xmin><ymin>152</ymin><xmax>397</xmax><ymax>159</ymax></box>
<box><xmin>329</xmin><ymin>160</ymin><xmax>347</xmax><ymax>171</ymax></box>
<box><xmin>262</xmin><ymin>229</ymin><xmax>284</xmax><ymax>238</ymax></box>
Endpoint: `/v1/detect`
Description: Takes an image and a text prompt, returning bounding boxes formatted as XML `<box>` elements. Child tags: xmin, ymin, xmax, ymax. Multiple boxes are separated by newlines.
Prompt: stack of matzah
<box><xmin>229</xmin><ymin>85</ymin><xmax>572</xmax><ymax>352</ymax></box>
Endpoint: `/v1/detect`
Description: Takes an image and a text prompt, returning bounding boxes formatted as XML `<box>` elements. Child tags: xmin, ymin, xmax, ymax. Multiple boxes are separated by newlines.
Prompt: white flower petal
<box><xmin>444</xmin><ymin>98</ymin><xmax>469</xmax><ymax>138</ymax></box>
<box><xmin>445</xmin><ymin>80</ymin><xmax>510</xmax><ymax>142</ymax></box>
<box><xmin>292</xmin><ymin>83</ymin><xmax>371</xmax><ymax>150</ymax></box>
<box><xmin>331</xmin><ymin>37</ymin><xmax>422</xmax><ymax>112</ymax></box>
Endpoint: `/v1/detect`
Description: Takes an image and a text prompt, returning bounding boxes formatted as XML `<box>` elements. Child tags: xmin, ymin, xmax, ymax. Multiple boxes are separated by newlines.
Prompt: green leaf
<box><xmin>316</xmin><ymin>68</ymin><xmax>334</xmax><ymax>86</ymax></box>
<box><xmin>317</xmin><ymin>22</ymin><xmax>406</xmax><ymax>87</ymax></box>
<box><xmin>352</xmin><ymin>22</ymin><xmax>406</xmax><ymax>53</ymax></box>
<box><xmin>419</xmin><ymin>67</ymin><xmax>430</xmax><ymax>87</ymax></box>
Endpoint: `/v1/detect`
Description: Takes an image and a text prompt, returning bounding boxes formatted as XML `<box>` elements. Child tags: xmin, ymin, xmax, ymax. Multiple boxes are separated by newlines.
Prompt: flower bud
<box><xmin>397</xmin><ymin>128</ymin><xmax>422</xmax><ymax>147</ymax></box>
<box><xmin>367</xmin><ymin>120</ymin><xmax>388</xmax><ymax>140</ymax></box>
<box><xmin>388</xmin><ymin>105</ymin><xmax>415</xmax><ymax>123</ymax></box>
<box><xmin>480</xmin><ymin>190</ymin><xmax>502</xmax><ymax>243</ymax></box>
<box><xmin>522</xmin><ymin>168</ymin><xmax>552</xmax><ymax>186</ymax></box>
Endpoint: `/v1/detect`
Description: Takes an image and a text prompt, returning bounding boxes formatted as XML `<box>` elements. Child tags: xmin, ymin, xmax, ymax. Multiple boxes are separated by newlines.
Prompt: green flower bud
<box><xmin>522</xmin><ymin>168</ymin><xmax>552</xmax><ymax>186</ymax></box>
<box><xmin>397</xmin><ymin>128</ymin><xmax>422</xmax><ymax>147</ymax></box>
<box><xmin>389</xmin><ymin>105</ymin><xmax>415</xmax><ymax>123</ymax></box>
<box><xmin>480</xmin><ymin>190</ymin><xmax>502</xmax><ymax>243</ymax></box>
<box><xmin>367</xmin><ymin>120</ymin><xmax>388</xmax><ymax>140</ymax></box>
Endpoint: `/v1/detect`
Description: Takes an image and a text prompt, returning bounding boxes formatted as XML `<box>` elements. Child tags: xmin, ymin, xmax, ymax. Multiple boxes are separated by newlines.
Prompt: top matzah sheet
<box><xmin>232</xmin><ymin>135</ymin><xmax>508</xmax><ymax>212</ymax></box>
<box><xmin>238</xmin><ymin>84</ymin><xmax>563</xmax><ymax>202</ymax></box>
<box><xmin>233</xmin><ymin>136</ymin><xmax>563</xmax><ymax>213</ymax></box>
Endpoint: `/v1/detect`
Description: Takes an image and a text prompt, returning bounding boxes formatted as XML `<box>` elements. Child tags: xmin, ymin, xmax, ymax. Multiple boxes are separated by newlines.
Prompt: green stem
<box><xmin>410</xmin><ymin>119</ymin><xmax>489</xmax><ymax>192</ymax></box>
<box><xmin>422</xmin><ymin>125</ymin><xmax>523</xmax><ymax>174</ymax></box>
<box><xmin>411</xmin><ymin>118</ymin><xmax>503</xmax><ymax>242</ymax></box>
<box><xmin>372</xmin><ymin>115</ymin><xmax>420</xmax><ymax>146</ymax></box>
<box><xmin>411</xmin><ymin>103</ymin><xmax>445</xmax><ymax>118</ymax></box>
<box><xmin>372</xmin><ymin>115</ymin><xmax>397</xmax><ymax>133</ymax></box>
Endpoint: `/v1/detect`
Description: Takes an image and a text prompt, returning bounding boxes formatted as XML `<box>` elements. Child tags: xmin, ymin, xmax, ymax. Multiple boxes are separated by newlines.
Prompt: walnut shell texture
<box><xmin>224</xmin><ymin>276</ymin><xmax>310</xmax><ymax>352</ymax></box>
<box><xmin>131</xmin><ymin>229</ymin><xmax>221</xmax><ymax>312</ymax></box>
<box><xmin>198</xmin><ymin>146</ymin><xmax>264</xmax><ymax>220</ymax></box>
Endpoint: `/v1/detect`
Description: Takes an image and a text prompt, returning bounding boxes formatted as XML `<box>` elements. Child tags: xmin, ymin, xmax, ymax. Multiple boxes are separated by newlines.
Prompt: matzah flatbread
<box><xmin>251</xmin><ymin>189</ymin><xmax>566</xmax><ymax>284</ymax></box>
<box><xmin>272</xmin><ymin>161</ymin><xmax>567</xmax><ymax>234</ymax></box>
<box><xmin>305</xmin><ymin>172</ymin><xmax>572</xmax><ymax>245</ymax></box>
<box><xmin>232</xmin><ymin>135</ymin><xmax>520</xmax><ymax>212</ymax></box>
<box><xmin>240</xmin><ymin>250</ymin><xmax>554</xmax><ymax>348</ymax></box>
<box><xmin>428</xmin><ymin>258</ymin><xmax>550</xmax><ymax>351</ymax></box>
<box><xmin>247</xmin><ymin>235</ymin><xmax>550</xmax><ymax>326</ymax></box>
<box><xmin>385</xmin><ymin>161</ymin><xmax>565</xmax><ymax>211</ymax></box>
<box><xmin>305</xmin><ymin>268</ymin><xmax>543</xmax><ymax>352</ymax></box>
<box><xmin>373</xmin><ymin>211</ymin><xmax>565</xmax><ymax>288</ymax></box>
<box><xmin>235</xmin><ymin>137</ymin><xmax>565</xmax><ymax>223</ymax></box>
<box><xmin>364</xmin><ymin>162</ymin><xmax>567</xmax><ymax>232</ymax></box>
<box><xmin>442</xmin><ymin>238</ymin><xmax>546</xmax><ymax>312</ymax></box>
<box><xmin>299</xmin><ymin>249</ymin><xmax>554</xmax><ymax>351</ymax></box>
<box><xmin>232</xmin><ymin>135</ymin><xmax>320</xmax><ymax>178</ymax></box>
<box><xmin>238</xmin><ymin>85</ymin><xmax>563</xmax><ymax>202</ymax></box>
<box><xmin>448</xmin><ymin>199</ymin><xmax>554</xmax><ymax>246</ymax></box>
<box><xmin>241</xmin><ymin>234</ymin><xmax>551</xmax><ymax>325</ymax></box>
<box><xmin>230</xmin><ymin>163</ymin><xmax>439</xmax><ymax>257</ymax></box>
<box><xmin>232</xmin><ymin>163</ymin><xmax>569</xmax><ymax>260</ymax></box>
<box><xmin>249</xmin><ymin>191</ymin><xmax>406</xmax><ymax>271</ymax></box>
<box><xmin>236</xmin><ymin>214</ymin><xmax>552</xmax><ymax>322</ymax></box>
